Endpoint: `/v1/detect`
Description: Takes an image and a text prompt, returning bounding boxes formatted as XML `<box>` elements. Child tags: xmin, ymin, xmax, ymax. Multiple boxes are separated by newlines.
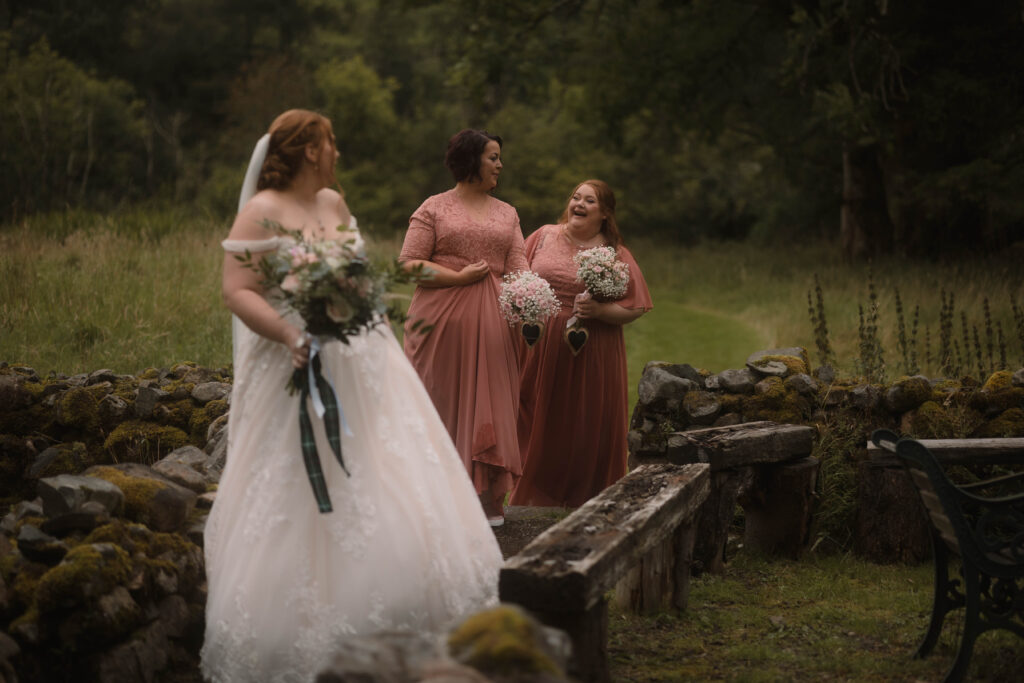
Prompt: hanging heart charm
<box><xmin>564</xmin><ymin>325</ymin><xmax>589</xmax><ymax>356</ymax></box>
<box><xmin>520</xmin><ymin>322</ymin><xmax>544</xmax><ymax>347</ymax></box>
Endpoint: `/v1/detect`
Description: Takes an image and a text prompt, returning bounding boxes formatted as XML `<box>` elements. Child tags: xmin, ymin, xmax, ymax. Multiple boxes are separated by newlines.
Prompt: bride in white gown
<box><xmin>201</xmin><ymin>109</ymin><xmax>503</xmax><ymax>683</ymax></box>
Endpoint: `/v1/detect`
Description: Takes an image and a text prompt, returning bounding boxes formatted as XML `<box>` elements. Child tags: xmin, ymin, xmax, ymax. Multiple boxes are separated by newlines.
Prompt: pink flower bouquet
<box><xmin>498</xmin><ymin>270</ymin><xmax>560</xmax><ymax>347</ymax></box>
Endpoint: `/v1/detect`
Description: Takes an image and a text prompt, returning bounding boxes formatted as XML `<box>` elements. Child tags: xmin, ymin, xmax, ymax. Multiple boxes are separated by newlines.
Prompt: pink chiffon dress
<box><xmin>400</xmin><ymin>189</ymin><xmax>529</xmax><ymax>496</ymax></box>
<box><xmin>510</xmin><ymin>224</ymin><xmax>653</xmax><ymax>508</ymax></box>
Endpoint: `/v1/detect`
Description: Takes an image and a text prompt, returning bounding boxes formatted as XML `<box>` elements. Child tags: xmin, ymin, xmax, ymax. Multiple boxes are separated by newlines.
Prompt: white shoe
<box><xmin>487</xmin><ymin>516</ymin><xmax>505</xmax><ymax>528</ymax></box>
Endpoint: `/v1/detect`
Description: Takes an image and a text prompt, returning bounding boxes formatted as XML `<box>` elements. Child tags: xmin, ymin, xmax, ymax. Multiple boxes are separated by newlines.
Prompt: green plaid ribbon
<box><xmin>295</xmin><ymin>348</ymin><xmax>350</xmax><ymax>513</ymax></box>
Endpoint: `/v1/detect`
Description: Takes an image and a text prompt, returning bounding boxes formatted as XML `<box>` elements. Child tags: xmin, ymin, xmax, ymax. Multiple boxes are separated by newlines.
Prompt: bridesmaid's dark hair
<box><xmin>558</xmin><ymin>179</ymin><xmax>623</xmax><ymax>249</ymax></box>
<box><xmin>444</xmin><ymin>129</ymin><xmax>502</xmax><ymax>183</ymax></box>
<box><xmin>258</xmin><ymin>109</ymin><xmax>334</xmax><ymax>191</ymax></box>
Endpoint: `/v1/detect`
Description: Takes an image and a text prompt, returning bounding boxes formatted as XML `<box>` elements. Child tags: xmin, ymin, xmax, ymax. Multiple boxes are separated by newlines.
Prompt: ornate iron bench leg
<box><xmin>943</xmin><ymin>566</ymin><xmax>982</xmax><ymax>683</ymax></box>
<box><xmin>918</xmin><ymin>533</ymin><xmax>964</xmax><ymax>658</ymax></box>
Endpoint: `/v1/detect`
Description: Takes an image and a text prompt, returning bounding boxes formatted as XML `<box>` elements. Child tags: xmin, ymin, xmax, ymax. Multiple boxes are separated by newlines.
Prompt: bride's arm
<box><xmin>223</xmin><ymin>200</ymin><xmax>309</xmax><ymax>368</ymax></box>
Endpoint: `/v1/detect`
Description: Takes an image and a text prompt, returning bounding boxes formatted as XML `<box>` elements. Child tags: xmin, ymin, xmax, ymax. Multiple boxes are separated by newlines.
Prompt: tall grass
<box><xmin>3</xmin><ymin>212</ymin><xmax>1023</xmax><ymax>385</ymax></box>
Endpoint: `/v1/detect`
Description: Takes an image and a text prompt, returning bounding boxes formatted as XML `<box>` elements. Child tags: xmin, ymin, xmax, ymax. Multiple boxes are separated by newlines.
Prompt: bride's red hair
<box><xmin>257</xmin><ymin>109</ymin><xmax>333</xmax><ymax>191</ymax></box>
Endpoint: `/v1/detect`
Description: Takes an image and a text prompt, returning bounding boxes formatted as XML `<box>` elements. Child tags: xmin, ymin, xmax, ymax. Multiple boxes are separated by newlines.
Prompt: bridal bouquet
<box><xmin>498</xmin><ymin>270</ymin><xmax>560</xmax><ymax>347</ymax></box>
<box><xmin>240</xmin><ymin>226</ymin><xmax>412</xmax><ymax>343</ymax></box>
<box><xmin>573</xmin><ymin>245</ymin><xmax>630</xmax><ymax>301</ymax></box>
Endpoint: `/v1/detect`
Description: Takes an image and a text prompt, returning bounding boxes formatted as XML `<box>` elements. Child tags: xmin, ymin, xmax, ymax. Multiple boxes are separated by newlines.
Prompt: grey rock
<box><xmin>0</xmin><ymin>514</ymin><xmax>16</xmax><ymax>535</ymax></box>
<box><xmin>813</xmin><ymin>364</ymin><xmax>837</xmax><ymax>385</ymax></box>
<box><xmin>748</xmin><ymin>360</ymin><xmax>789</xmax><ymax>377</ymax></box>
<box><xmin>784</xmin><ymin>373</ymin><xmax>819</xmax><ymax>397</ymax></box>
<box><xmin>682</xmin><ymin>391</ymin><xmax>722</xmax><ymax>425</ymax></box>
<box><xmin>67</xmin><ymin>373</ymin><xmax>89</xmax><ymax>386</ymax></box>
<box><xmin>161</xmin><ymin>444</ymin><xmax>211</xmax><ymax>471</ymax></box>
<box><xmin>99</xmin><ymin>392</ymin><xmax>130</xmax><ymax>425</ymax></box>
<box><xmin>197</xmin><ymin>491</ymin><xmax>217</xmax><ymax>510</ymax></box>
<box><xmin>637</xmin><ymin>367</ymin><xmax>698</xmax><ymax>406</ymax></box>
<box><xmin>152</xmin><ymin>460</ymin><xmax>208</xmax><ymax>493</ymax></box>
<box><xmin>14</xmin><ymin>500</ymin><xmax>44</xmax><ymax>520</ymax></box>
<box><xmin>38</xmin><ymin>474</ymin><xmax>125</xmax><ymax>517</ymax></box>
<box><xmin>191</xmin><ymin>381</ymin><xmax>231</xmax><ymax>404</ymax></box>
<box><xmin>17</xmin><ymin>524</ymin><xmax>68</xmax><ymax>564</ymax></box>
<box><xmin>1013</xmin><ymin>368</ymin><xmax>1024</xmax><ymax>387</ymax></box>
<box><xmin>704</xmin><ymin>374</ymin><xmax>721</xmax><ymax>391</ymax></box>
<box><xmin>0</xmin><ymin>373</ymin><xmax>33</xmax><ymax>411</ymax></box>
<box><xmin>87</xmin><ymin>369</ymin><xmax>119</xmax><ymax>385</ymax></box>
<box><xmin>717</xmin><ymin>368</ymin><xmax>756</xmax><ymax>394</ymax></box>
<box><xmin>41</xmin><ymin>504</ymin><xmax>110</xmax><ymax>537</ymax></box>
<box><xmin>317</xmin><ymin>631</ymin><xmax>444</xmax><ymax>683</ymax></box>
<box><xmin>821</xmin><ymin>385</ymin><xmax>849</xmax><ymax>407</ymax></box>
<box><xmin>134</xmin><ymin>385</ymin><xmax>168</xmax><ymax>418</ymax></box>
<box><xmin>206</xmin><ymin>414</ymin><xmax>229</xmax><ymax>471</ymax></box>
<box><xmin>27</xmin><ymin>444</ymin><xmax>85</xmax><ymax>479</ymax></box>
<box><xmin>748</xmin><ymin>347</ymin><xmax>807</xmax><ymax>365</ymax></box>
<box><xmin>850</xmin><ymin>384</ymin><xmax>881</xmax><ymax>411</ymax></box>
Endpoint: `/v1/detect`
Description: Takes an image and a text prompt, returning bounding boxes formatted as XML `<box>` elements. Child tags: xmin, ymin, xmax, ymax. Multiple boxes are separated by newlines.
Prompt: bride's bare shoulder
<box><xmin>229</xmin><ymin>190</ymin><xmax>286</xmax><ymax>239</ymax></box>
<box><xmin>317</xmin><ymin>187</ymin><xmax>352</xmax><ymax>228</ymax></box>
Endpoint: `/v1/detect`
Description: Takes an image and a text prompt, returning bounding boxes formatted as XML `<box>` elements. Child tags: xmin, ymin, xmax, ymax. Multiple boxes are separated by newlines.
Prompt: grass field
<box><xmin>5</xmin><ymin>212</ymin><xmax>1020</xmax><ymax>389</ymax></box>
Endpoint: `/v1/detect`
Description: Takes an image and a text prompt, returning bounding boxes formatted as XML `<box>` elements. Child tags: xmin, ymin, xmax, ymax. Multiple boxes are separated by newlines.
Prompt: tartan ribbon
<box><xmin>295</xmin><ymin>339</ymin><xmax>351</xmax><ymax>513</ymax></box>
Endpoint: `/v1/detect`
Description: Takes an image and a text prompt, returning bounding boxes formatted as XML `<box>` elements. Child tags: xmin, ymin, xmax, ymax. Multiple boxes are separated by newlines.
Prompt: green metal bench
<box><xmin>871</xmin><ymin>429</ymin><xmax>1024</xmax><ymax>683</ymax></box>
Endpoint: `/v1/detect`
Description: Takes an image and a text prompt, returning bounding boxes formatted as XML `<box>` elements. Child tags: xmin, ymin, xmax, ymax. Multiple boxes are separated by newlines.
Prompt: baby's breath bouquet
<box><xmin>498</xmin><ymin>270</ymin><xmax>560</xmax><ymax>347</ymax></box>
<box><xmin>573</xmin><ymin>246</ymin><xmax>630</xmax><ymax>301</ymax></box>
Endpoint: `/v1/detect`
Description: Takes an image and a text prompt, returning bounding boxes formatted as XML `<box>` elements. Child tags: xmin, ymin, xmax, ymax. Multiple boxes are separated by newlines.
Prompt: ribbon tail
<box><xmin>298</xmin><ymin>388</ymin><xmax>333</xmax><ymax>513</ymax></box>
<box><xmin>311</xmin><ymin>353</ymin><xmax>351</xmax><ymax>477</ymax></box>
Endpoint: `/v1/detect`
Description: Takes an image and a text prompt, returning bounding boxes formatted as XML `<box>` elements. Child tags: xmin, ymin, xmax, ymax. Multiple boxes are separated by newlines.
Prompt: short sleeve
<box><xmin>399</xmin><ymin>199</ymin><xmax>437</xmax><ymax>262</ymax></box>
<box><xmin>503</xmin><ymin>211</ymin><xmax>529</xmax><ymax>274</ymax></box>
<box><xmin>616</xmin><ymin>245</ymin><xmax>653</xmax><ymax>312</ymax></box>
<box><xmin>522</xmin><ymin>225</ymin><xmax>552</xmax><ymax>266</ymax></box>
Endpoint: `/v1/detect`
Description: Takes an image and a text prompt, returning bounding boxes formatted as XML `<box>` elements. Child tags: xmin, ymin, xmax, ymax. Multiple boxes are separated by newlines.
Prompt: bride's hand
<box><xmin>289</xmin><ymin>330</ymin><xmax>311</xmax><ymax>369</ymax></box>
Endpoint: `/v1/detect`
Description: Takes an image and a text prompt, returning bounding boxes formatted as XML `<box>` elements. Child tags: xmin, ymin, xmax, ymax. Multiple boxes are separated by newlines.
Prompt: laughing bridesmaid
<box><xmin>510</xmin><ymin>180</ymin><xmax>652</xmax><ymax>508</ymax></box>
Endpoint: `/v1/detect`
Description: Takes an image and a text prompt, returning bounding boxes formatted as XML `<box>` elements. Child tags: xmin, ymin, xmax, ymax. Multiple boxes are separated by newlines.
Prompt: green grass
<box><xmin>3</xmin><ymin>213</ymin><xmax>1022</xmax><ymax>384</ymax></box>
<box><xmin>608</xmin><ymin>549</ymin><xmax>1024</xmax><ymax>682</ymax></box>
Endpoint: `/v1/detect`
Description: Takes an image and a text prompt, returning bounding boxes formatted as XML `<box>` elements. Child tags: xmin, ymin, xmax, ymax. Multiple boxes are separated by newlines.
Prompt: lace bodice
<box><xmin>399</xmin><ymin>190</ymin><xmax>527</xmax><ymax>276</ymax></box>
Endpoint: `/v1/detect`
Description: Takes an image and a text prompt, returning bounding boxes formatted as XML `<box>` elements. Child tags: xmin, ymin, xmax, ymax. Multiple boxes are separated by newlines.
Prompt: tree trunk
<box><xmin>840</xmin><ymin>143</ymin><xmax>894</xmax><ymax>260</ymax></box>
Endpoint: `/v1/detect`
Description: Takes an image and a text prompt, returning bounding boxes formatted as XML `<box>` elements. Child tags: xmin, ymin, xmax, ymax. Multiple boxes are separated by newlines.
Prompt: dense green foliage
<box><xmin>3</xmin><ymin>1</ymin><xmax>1024</xmax><ymax>254</ymax></box>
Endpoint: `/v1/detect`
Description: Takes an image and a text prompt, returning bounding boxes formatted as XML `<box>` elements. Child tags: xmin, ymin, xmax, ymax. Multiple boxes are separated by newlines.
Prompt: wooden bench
<box><xmin>871</xmin><ymin>430</ymin><xmax>1024</xmax><ymax>683</ymax></box>
<box><xmin>633</xmin><ymin>421</ymin><xmax>818</xmax><ymax>574</ymax></box>
<box><xmin>499</xmin><ymin>463</ymin><xmax>710</xmax><ymax>683</ymax></box>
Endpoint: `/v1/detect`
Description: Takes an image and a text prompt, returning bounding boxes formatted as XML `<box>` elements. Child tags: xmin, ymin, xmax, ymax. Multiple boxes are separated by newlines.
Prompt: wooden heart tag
<box><xmin>564</xmin><ymin>325</ymin><xmax>588</xmax><ymax>356</ymax></box>
<box><xmin>521</xmin><ymin>322</ymin><xmax>544</xmax><ymax>347</ymax></box>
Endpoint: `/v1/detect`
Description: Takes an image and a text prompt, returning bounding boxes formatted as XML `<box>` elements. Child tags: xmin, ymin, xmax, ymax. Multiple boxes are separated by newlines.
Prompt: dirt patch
<box><xmin>491</xmin><ymin>506</ymin><xmax>570</xmax><ymax>558</ymax></box>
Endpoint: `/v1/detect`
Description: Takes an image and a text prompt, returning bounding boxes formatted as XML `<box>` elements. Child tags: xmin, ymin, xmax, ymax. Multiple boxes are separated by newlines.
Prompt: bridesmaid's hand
<box><xmin>289</xmin><ymin>330</ymin><xmax>311</xmax><ymax>369</ymax></box>
<box><xmin>574</xmin><ymin>295</ymin><xmax>604</xmax><ymax>321</ymax></box>
<box><xmin>457</xmin><ymin>260</ymin><xmax>489</xmax><ymax>285</ymax></box>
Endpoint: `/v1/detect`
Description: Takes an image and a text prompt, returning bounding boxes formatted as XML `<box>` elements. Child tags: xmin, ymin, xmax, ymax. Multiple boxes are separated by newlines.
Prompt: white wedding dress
<box><xmin>201</xmin><ymin>231</ymin><xmax>503</xmax><ymax>683</ymax></box>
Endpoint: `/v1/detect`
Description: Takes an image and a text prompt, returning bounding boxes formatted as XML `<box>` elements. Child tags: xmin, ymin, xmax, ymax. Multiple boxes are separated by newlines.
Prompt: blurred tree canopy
<box><xmin>2</xmin><ymin>0</ymin><xmax>1023</xmax><ymax>256</ymax></box>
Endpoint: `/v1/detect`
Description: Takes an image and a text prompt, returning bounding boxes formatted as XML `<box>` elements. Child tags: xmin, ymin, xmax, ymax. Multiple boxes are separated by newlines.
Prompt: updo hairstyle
<box><xmin>444</xmin><ymin>129</ymin><xmax>502</xmax><ymax>183</ymax></box>
<box><xmin>257</xmin><ymin>109</ymin><xmax>333</xmax><ymax>191</ymax></box>
<box><xmin>558</xmin><ymin>179</ymin><xmax>624</xmax><ymax>249</ymax></box>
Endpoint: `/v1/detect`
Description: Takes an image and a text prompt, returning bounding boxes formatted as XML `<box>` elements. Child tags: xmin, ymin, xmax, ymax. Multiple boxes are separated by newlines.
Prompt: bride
<box><xmin>201</xmin><ymin>109</ymin><xmax>503</xmax><ymax>682</ymax></box>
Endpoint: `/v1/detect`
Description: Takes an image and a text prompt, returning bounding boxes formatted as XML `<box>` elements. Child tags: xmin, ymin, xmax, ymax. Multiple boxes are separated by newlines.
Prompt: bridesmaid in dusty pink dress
<box><xmin>510</xmin><ymin>180</ymin><xmax>652</xmax><ymax>508</ymax></box>
<box><xmin>400</xmin><ymin>129</ymin><xmax>528</xmax><ymax>526</ymax></box>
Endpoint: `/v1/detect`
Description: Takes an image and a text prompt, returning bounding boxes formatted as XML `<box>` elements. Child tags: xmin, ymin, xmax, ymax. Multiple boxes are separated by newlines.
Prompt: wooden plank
<box><xmin>868</xmin><ymin>438</ymin><xmax>1024</xmax><ymax>466</ymax></box>
<box><xmin>664</xmin><ymin>422</ymin><xmax>816</xmax><ymax>470</ymax></box>
<box><xmin>499</xmin><ymin>463</ymin><xmax>710</xmax><ymax>613</ymax></box>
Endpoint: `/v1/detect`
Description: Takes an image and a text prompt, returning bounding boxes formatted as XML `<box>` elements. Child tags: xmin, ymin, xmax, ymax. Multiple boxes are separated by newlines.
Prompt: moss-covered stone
<box><xmin>448</xmin><ymin>605</ymin><xmax>562</xmax><ymax>676</ymax></box>
<box><xmin>85</xmin><ymin>466</ymin><xmax>169</xmax><ymax>525</ymax></box>
<box><xmin>35</xmin><ymin>542</ymin><xmax>131</xmax><ymax>613</ymax></box>
<box><xmin>102</xmin><ymin>420</ymin><xmax>188</xmax><ymax>462</ymax></box>
<box><xmin>971</xmin><ymin>407</ymin><xmax>1024</xmax><ymax>438</ymax></box>
<box><xmin>56</xmin><ymin>387</ymin><xmax>101</xmax><ymax>431</ymax></box>
<box><xmin>30</xmin><ymin>442</ymin><xmax>90</xmax><ymax>479</ymax></box>
<box><xmin>188</xmin><ymin>397</ymin><xmax>228</xmax><ymax>442</ymax></box>
<box><xmin>905</xmin><ymin>401</ymin><xmax>956</xmax><ymax>439</ymax></box>
<box><xmin>982</xmin><ymin>370</ymin><xmax>1014</xmax><ymax>392</ymax></box>
<box><xmin>884</xmin><ymin>375</ymin><xmax>932</xmax><ymax>413</ymax></box>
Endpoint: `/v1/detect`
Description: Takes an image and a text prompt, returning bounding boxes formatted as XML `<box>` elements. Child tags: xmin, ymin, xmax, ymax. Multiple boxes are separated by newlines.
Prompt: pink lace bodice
<box><xmin>399</xmin><ymin>189</ymin><xmax>527</xmax><ymax>276</ymax></box>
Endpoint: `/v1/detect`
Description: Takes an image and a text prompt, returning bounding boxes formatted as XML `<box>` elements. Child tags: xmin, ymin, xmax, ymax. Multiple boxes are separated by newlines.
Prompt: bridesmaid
<box><xmin>510</xmin><ymin>180</ymin><xmax>652</xmax><ymax>508</ymax></box>
<box><xmin>399</xmin><ymin>129</ymin><xmax>528</xmax><ymax>526</ymax></box>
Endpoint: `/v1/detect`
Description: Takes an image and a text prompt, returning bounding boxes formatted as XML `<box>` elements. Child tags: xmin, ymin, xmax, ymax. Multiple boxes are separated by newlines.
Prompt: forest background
<box><xmin>3</xmin><ymin>0</ymin><xmax>1024</xmax><ymax>385</ymax></box>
